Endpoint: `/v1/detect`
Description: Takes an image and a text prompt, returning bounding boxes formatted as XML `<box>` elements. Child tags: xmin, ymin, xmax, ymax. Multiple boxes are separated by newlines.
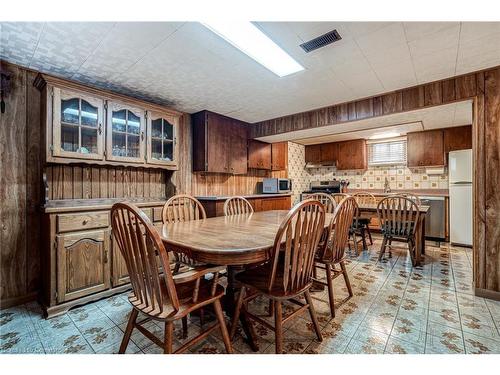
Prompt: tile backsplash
<box><xmin>287</xmin><ymin>142</ymin><xmax>448</xmax><ymax>204</ymax></box>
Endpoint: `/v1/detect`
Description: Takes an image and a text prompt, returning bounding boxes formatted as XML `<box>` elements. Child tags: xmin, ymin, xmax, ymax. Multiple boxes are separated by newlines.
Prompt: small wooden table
<box><xmin>160</xmin><ymin>210</ymin><xmax>334</xmax><ymax>350</ymax></box>
<box><xmin>357</xmin><ymin>203</ymin><xmax>430</xmax><ymax>266</ymax></box>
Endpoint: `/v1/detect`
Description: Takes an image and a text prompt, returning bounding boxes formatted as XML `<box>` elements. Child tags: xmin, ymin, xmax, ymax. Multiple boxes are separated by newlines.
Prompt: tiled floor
<box><xmin>1</xmin><ymin>236</ymin><xmax>499</xmax><ymax>354</ymax></box>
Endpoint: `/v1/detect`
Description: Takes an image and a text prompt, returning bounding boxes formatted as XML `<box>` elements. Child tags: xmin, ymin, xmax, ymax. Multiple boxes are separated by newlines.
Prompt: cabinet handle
<box><xmin>104</xmin><ymin>249</ymin><xmax>108</xmax><ymax>264</ymax></box>
<box><xmin>141</xmin><ymin>131</ymin><xmax>144</xmax><ymax>141</ymax></box>
<box><xmin>82</xmin><ymin>219</ymin><xmax>88</xmax><ymax>225</ymax></box>
<box><xmin>98</xmin><ymin>123</ymin><xmax>102</xmax><ymax>135</ymax></box>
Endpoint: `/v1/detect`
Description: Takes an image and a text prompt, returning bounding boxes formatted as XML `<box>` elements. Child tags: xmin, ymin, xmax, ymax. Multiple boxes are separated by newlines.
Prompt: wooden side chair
<box><xmin>229</xmin><ymin>200</ymin><xmax>326</xmax><ymax>353</ymax></box>
<box><xmin>400</xmin><ymin>193</ymin><xmax>422</xmax><ymax>206</ymax></box>
<box><xmin>111</xmin><ymin>202</ymin><xmax>232</xmax><ymax>354</ymax></box>
<box><xmin>313</xmin><ymin>196</ymin><xmax>357</xmax><ymax>318</ymax></box>
<box><xmin>303</xmin><ymin>192</ymin><xmax>337</xmax><ymax>213</ymax></box>
<box><xmin>351</xmin><ymin>192</ymin><xmax>376</xmax><ymax>252</ymax></box>
<box><xmin>377</xmin><ymin>196</ymin><xmax>420</xmax><ymax>266</ymax></box>
<box><xmin>332</xmin><ymin>193</ymin><xmax>349</xmax><ymax>205</ymax></box>
<box><xmin>223</xmin><ymin>196</ymin><xmax>254</xmax><ymax>216</ymax></box>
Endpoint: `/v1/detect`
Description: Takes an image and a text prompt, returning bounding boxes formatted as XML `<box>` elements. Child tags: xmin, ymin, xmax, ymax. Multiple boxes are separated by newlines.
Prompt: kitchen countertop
<box><xmin>195</xmin><ymin>193</ymin><xmax>292</xmax><ymax>201</ymax></box>
<box><xmin>346</xmin><ymin>189</ymin><xmax>449</xmax><ymax>197</ymax></box>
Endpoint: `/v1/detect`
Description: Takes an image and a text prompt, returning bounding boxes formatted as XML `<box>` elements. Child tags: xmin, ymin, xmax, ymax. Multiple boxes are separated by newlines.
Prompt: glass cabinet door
<box><xmin>106</xmin><ymin>102</ymin><xmax>145</xmax><ymax>163</ymax></box>
<box><xmin>53</xmin><ymin>88</ymin><xmax>104</xmax><ymax>159</ymax></box>
<box><xmin>147</xmin><ymin>112</ymin><xmax>178</xmax><ymax>166</ymax></box>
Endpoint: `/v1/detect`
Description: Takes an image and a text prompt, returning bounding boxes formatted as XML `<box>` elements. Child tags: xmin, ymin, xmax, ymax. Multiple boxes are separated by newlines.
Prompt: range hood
<box><xmin>305</xmin><ymin>160</ymin><xmax>336</xmax><ymax>168</ymax></box>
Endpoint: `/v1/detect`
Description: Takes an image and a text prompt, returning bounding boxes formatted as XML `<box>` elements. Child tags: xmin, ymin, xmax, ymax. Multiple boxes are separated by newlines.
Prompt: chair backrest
<box><xmin>267</xmin><ymin>200</ymin><xmax>325</xmax><ymax>294</ymax></box>
<box><xmin>111</xmin><ymin>202</ymin><xmax>180</xmax><ymax>314</ymax></box>
<box><xmin>352</xmin><ymin>192</ymin><xmax>377</xmax><ymax>205</ymax></box>
<box><xmin>318</xmin><ymin>196</ymin><xmax>357</xmax><ymax>263</ymax></box>
<box><xmin>399</xmin><ymin>193</ymin><xmax>422</xmax><ymax>206</ymax></box>
<box><xmin>223</xmin><ymin>196</ymin><xmax>254</xmax><ymax>216</ymax></box>
<box><xmin>331</xmin><ymin>193</ymin><xmax>349</xmax><ymax>205</ymax></box>
<box><xmin>162</xmin><ymin>194</ymin><xmax>206</xmax><ymax>224</ymax></box>
<box><xmin>303</xmin><ymin>192</ymin><xmax>337</xmax><ymax>213</ymax></box>
<box><xmin>377</xmin><ymin>196</ymin><xmax>420</xmax><ymax>238</ymax></box>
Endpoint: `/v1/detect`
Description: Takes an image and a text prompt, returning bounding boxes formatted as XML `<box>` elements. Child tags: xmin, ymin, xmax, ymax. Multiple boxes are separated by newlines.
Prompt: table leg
<box><xmin>225</xmin><ymin>266</ymin><xmax>259</xmax><ymax>352</ymax></box>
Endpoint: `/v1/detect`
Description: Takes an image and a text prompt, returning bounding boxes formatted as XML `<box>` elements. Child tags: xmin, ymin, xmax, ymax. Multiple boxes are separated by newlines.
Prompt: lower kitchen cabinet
<box><xmin>42</xmin><ymin>201</ymin><xmax>166</xmax><ymax>317</ymax></box>
<box><xmin>198</xmin><ymin>195</ymin><xmax>292</xmax><ymax>218</ymax></box>
<box><xmin>56</xmin><ymin>229</ymin><xmax>110</xmax><ymax>303</ymax></box>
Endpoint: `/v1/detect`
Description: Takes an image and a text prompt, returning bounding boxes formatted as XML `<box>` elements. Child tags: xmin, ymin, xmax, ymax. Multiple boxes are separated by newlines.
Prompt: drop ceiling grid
<box><xmin>0</xmin><ymin>21</ymin><xmax>498</xmax><ymax>123</ymax></box>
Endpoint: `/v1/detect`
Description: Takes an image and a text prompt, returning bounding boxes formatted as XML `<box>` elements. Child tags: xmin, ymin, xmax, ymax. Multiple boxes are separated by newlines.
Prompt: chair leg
<box><xmin>199</xmin><ymin>308</ymin><xmax>205</xmax><ymax>327</ymax></box>
<box><xmin>360</xmin><ymin>228</ymin><xmax>368</xmax><ymax>251</ymax></box>
<box><xmin>164</xmin><ymin>321</ymin><xmax>173</xmax><ymax>354</ymax></box>
<box><xmin>274</xmin><ymin>301</ymin><xmax>283</xmax><ymax>354</ymax></box>
<box><xmin>230</xmin><ymin>287</ymin><xmax>246</xmax><ymax>339</ymax></box>
<box><xmin>340</xmin><ymin>261</ymin><xmax>353</xmax><ymax>297</ymax></box>
<box><xmin>366</xmin><ymin>226</ymin><xmax>373</xmax><ymax>245</ymax></box>
<box><xmin>378</xmin><ymin>236</ymin><xmax>388</xmax><ymax>261</ymax></box>
<box><xmin>119</xmin><ymin>309</ymin><xmax>138</xmax><ymax>354</ymax></box>
<box><xmin>181</xmin><ymin>316</ymin><xmax>188</xmax><ymax>339</ymax></box>
<box><xmin>304</xmin><ymin>291</ymin><xmax>322</xmax><ymax>342</ymax></box>
<box><xmin>325</xmin><ymin>263</ymin><xmax>335</xmax><ymax>318</ymax></box>
<box><xmin>388</xmin><ymin>238</ymin><xmax>393</xmax><ymax>257</ymax></box>
<box><xmin>408</xmin><ymin>239</ymin><xmax>416</xmax><ymax>267</ymax></box>
<box><xmin>268</xmin><ymin>299</ymin><xmax>274</xmax><ymax>317</ymax></box>
<box><xmin>213</xmin><ymin>299</ymin><xmax>233</xmax><ymax>354</ymax></box>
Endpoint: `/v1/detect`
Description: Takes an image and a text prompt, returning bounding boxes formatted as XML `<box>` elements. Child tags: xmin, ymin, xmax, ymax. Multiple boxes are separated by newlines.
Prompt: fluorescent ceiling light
<box><xmin>369</xmin><ymin>132</ymin><xmax>401</xmax><ymax>140</ymax></box>
<box><xmin>201</xmin><ymin>21</ymin><xmax>304</xmax><ymax>77</ymax></box>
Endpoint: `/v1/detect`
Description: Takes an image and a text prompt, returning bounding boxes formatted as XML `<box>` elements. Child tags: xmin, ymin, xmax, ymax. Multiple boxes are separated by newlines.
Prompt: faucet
<box><xmin>384</xmin><ymin>176</ymin><xmax>391</xmax><ymax>193</ymax></box>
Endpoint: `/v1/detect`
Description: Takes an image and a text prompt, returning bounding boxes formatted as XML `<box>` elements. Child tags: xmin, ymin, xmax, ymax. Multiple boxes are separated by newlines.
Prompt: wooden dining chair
<box><xmin>351</xmin><ymin>192</ymin><xmax>376</xmax><ymax>252</ymax></box>
<box><xmin>229</xmin><ymin>200</ymin><xmax>326</xmax><ymax>353</ymax></box>
<box><xmin>377</xmin><ymin>196</ymin><xmax>420</xmax><ymax>266</ymax></box>
<box><xmin>223</xmin><ymin>196</ymin><xmax>254</xmax><ymax>216</ymax></box>
<box><xmin>304</xmin><ymin>192</ymin><xmax>337</xmax><ymax>213</ymax></box>
<box><xmin>400</xmin><ymin>193</ymin><xmax>422</xmax><ymax>206</ymax></box>
<box><xmin>313</xmin><ymin>196</ymin><xmax>357</xmax><ymax>317</ymax></box>
<box><xmin>162</xmin><ymin>194</ymin><xmax>207</xmax><ymax>272</ymax></box>
<box><xmin>111</xmin><ymin>202</ymin><xmax>232</xmax><ymax>354</ymax></box>
<box><xmin>332</xmin><ymin>193</ymin><xmax>349</xmax><ymax>205</ymax></box>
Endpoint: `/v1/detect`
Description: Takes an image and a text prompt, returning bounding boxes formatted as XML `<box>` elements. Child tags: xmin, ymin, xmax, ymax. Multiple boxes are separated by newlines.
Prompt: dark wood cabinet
<box><xmin>56</xmin><ymin>229</ymin><xmax>110</xmax><ymax>303</ymax></box>
<box><xmin>199</xmin><ymin>195</ymin><xmax>292</xmax><ymax>217</ymax></box>
<box><xmin>260</xmin><ymin>196</ymin><xmax>291</xmax><ymax>211</ymax></box>
<box><xmin>320</xmin><ymin>142</ymin><xmax>339</xmax><ymax>163</ymax></box>
<box><xmin>271</xmin><ymin>142</ymin><xmax>288</xmax><ymax>171</ymax></box>
<box><xmin>305</xmin><ymin>144</ymin><xmax>321</xmax><ymax>164</ymax></box>
<box><xmin>336</xmin><ymin>139</ymin><xmax>367</xmax><ymax>170</ymax></box>
<box><xmin>407</xmin><ymin>129</ymin><xmax>445</xmax><ymax>167</ymax></box>
<box><xmin>248</xmin><ymin>140</ymin><xmax>272</xmax><ymax>170</ymax></box>
<box><xmin>444</xmin><ymin>125</ymin><xmax>472</xmax><ymax>154</ymax></box>
<box><xmin>192</xmin><ymin>110</ymin><xmax>248</xmax><ymax>174</ymax></box>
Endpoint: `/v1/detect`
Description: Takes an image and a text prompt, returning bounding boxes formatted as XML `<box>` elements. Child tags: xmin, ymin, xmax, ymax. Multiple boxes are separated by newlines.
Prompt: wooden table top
<box><xmin>160</xmin><ymin>210</ymin><xmax>334</xmax><ymax>266</ymax></box>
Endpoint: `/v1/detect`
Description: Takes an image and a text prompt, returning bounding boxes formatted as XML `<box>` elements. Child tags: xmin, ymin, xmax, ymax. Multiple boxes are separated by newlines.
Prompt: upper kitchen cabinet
<box><xmin>35</xmin><ymin>73</ymin><xmax>181</xmax><ymax>170</ymax></box>
<box><xmin>443</xmin><ymin>125</ymin><xmax>472</xmax><ymax>154</ymax></box>
<box><xmin>106</xmin><ymin>101</ymin><xmax>145</xmax><ymax>164</ymax></box>
<box><xmin>407</xmin><ymin>129</ymin><xmax>445</xmax><ymax>167</ymax></box>
<box><xmin>336</xmin><ymin>139</ymin><xmax>367</xmax><ymax>170</ymax></box>
<box><xmin>192</xmin><ymin>110</ymin><xmax>248</xmax><ymax>174</ymax></box>
<box><xmin>147</xmin><ymin>111</ymin><xmax>179</xmax><ymax>167</ymax></box>
<box><xmin>248</xmin><ymin>140</ymin><xmax>272</xmax><ymax>170</ymax></box>
<box><xmin>271</xmin><ymin>142</ymin><xmax>288</xmax><ymax>171</ymax></box>
<box><xmin>53</xmin><ymin>87</ymin><xmax>105</xmax><ymax>160</ymax></box>
<box><xmin>305</xmin><ymin>144</ymin><xmax>321</xmax><ymax>164</ymax></box>
<box><xmin>304</xmin><ymin>142</ymin><xmax>338</xmax><ymax>166</ymax></box>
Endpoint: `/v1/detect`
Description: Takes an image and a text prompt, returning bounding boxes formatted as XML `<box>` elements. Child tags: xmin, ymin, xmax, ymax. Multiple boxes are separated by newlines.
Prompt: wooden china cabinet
<box><xmin>35</xmin><ymin>74</ymin><xmax>182</xmax><ymax>317</ymax></box>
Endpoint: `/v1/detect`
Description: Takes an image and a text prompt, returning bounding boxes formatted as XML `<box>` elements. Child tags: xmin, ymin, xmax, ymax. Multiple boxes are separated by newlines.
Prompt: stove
<box><xmin>301</xmin><ymin>180</ymin><xmax>341</xmax><ymax>199</ymax></box>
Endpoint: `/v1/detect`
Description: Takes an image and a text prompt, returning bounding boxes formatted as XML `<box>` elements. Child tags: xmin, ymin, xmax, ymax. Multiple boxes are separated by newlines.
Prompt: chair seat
<box><xmin>235</xmin><ymin>262</ymin><xmax>310</xmax><ymax>298</ymax></box>
<box><xmin>128</xmin><ymin>277</ymin><xmax>225</xmax><ymax>320</ymax></box>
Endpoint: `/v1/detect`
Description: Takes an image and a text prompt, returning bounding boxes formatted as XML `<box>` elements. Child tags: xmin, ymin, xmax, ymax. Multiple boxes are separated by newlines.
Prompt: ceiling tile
<box><xmin>403</xmin><ymin>22</ymin><xmax>459</xmax><ymax>42</ymax></box>
<box><xmin>459</xmin><ymin>22</ymin><xmax>500</xmax><ymax>43</ymax></box>
<box><xmin>355</xmin><ymin>23</ymin><xmax>407</xmax><ymax>57</ymax></box>
<box><xmin>456</xmin><ymin>32</ymin><xmax>500</xmax><ymax>75</ymax></box>
<box><xmin>0</xmin><ymin>22</ymin><xmax>43</xmax><ymax>66</ymax></box>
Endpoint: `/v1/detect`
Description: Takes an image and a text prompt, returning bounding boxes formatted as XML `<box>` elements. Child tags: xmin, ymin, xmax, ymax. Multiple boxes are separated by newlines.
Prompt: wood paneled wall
<box><xmin>251</xmin><ymin>71</ymin><xmax>491</xmax><ymax>139</ymax></box>
<box><xmin>0</xmin><ymin>63</ymin><xmax>41</xmax><ymax>306</ymax></box>
<box><xmin>46</xmin><ymin>165</ymin><xmax>167</xmax><ymax>201</ymax></box>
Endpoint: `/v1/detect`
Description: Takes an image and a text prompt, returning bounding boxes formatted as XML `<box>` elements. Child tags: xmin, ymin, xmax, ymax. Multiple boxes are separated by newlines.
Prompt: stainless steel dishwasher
<box><xmin>420</xmin><ymin>196</ymin><xmax>446</xmax><ymax>241</ymax></box>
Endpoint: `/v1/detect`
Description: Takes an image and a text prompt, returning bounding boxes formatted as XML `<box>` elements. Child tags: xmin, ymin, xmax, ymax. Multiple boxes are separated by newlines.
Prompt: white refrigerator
<box><xmin>449</xmin><ymin>149</ymin><xmax>473</xmax><ymax>246</ymax></box>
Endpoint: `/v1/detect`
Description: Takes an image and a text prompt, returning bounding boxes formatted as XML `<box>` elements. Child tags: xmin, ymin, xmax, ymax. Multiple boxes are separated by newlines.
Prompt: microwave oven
<box><xmin>262</xmin><ymin>178</ymin><xmax>292</xmax><ymax>194</ymax></box>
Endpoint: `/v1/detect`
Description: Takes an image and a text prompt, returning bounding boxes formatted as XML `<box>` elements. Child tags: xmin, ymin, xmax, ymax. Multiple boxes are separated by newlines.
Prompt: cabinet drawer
<box><xmin>57</xmin><ymin>211</ymin><xmax>109</xmax><ymax>233</ymax></box>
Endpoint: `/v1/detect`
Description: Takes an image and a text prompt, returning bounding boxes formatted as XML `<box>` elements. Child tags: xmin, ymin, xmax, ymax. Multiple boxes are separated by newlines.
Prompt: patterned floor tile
<box><xmin>463</xmin><ymin>332</ymin><xmax>500</xmax><ymax>354</ymax></box>
<box><xmin>385</xmin><ymin>336</ymin><xmax>425</xmax><ymax>354</ymax></box>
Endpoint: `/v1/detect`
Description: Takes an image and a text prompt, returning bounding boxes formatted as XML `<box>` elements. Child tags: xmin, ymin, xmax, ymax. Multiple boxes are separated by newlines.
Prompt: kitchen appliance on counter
<box><xmin>301</xmin><ymin>180</ymin><xmax>341</xmax><ymax>200</ymax></box>
<box><xmin>449</xmin><ymin>149</ymin><xmax>473</xmax><ymax>247</ymax></box>
<box><xmin>262</xmin><ymin>178</ymin><xmax>292</xmax><ymax>194</ymax></box>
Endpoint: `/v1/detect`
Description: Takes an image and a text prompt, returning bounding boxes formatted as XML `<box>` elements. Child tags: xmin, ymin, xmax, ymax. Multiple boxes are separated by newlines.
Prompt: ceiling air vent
<box><xmin>300</xmin><ymin>29</ymin><xmax>342</xmax><ymax>53</ymax></box>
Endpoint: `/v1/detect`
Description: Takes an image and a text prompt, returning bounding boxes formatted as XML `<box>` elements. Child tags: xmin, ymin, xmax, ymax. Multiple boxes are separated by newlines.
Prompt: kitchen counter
<box><xmin>195</xmin><ymin>193</ymin><xmax>292</xmax><ymax>201</ymax></box>
<box><xmin>346</xmin><ymin>189</ymin><xmax>449</xmax><ymax>197</ymax></box>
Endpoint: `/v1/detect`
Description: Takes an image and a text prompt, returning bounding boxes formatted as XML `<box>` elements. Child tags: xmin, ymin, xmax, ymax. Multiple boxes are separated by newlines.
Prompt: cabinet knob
<box><xmin>82</xmin><ymin>219</ymin><xmax>88</xmax><ymax>225</ymax></box>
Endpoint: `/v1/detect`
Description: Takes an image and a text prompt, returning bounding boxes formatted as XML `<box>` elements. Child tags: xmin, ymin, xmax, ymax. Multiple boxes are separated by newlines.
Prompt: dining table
<box><xmin>356</xmin><ymin>203</ymin><xmax>430</xmax><ymax>266</ymax></box>
<box><xmin>160</xmin><ymin>209</ymin><xmax>334</xmax><ymax>351</ymax></box>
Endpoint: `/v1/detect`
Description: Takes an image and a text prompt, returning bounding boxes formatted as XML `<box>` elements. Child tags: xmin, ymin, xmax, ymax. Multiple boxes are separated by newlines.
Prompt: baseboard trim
<box><xmin>0</xmin><ymin>292</ymin><xmax>38</xmax><ymax>309</ymax></box>
<box><xmin>475</xmin><ymin>288</ymin><xmax>500</xmax><ymax>301</ymax></box>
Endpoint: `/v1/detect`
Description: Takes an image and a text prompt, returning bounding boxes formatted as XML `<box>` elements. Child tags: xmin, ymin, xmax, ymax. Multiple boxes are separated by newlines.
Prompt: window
<box><xmin>367</xmin><ymin>137</ymin><xmax>407</xmax><ymax>166</ymax></box>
